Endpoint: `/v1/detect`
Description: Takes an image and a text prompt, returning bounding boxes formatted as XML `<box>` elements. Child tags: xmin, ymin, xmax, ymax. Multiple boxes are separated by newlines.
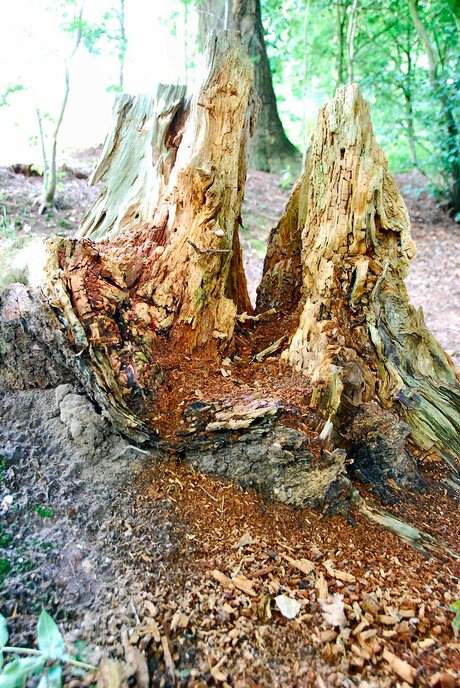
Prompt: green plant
<box><xmin>0</xmin><ymin>208</ymin><xmax>15</xmax><ymax>241</ymax></box>
<box><xmin>0</xmin><ymin>559</ymin><xmax>10</xmax><ymax>586</ymax></box>
<box><xmin>34</xmin><ymin>506</ymin><xmax>55</xmax><ymax>519</ymax></box>
<box><xmin>0</xmin><ymin>532</ymin><xmax>12</xmax><ymax>548</ymax></box>
<box><xmin>450</xmin><ymin>600</ymin><xmax>460</xmax><ymax>638</ymax></box>
<box><xmin>0</xmin><ymin>609</ymin><xmax>96</xmax><ymax>687</ymax></box>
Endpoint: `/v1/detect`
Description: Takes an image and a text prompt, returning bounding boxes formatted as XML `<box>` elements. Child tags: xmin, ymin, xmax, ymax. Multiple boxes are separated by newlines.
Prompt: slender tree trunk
<box><xmin>38</xmin><ymin>4</ymin><xmax>83</xmax><ymax>214</ymax></box>
<box><xmin>1</xmin><ymin>33</ymin><xmax>459</xmax><ymax>509</ymax></box>
<box><xmin>198</xmin><ymin>0</ymin><xmax>300</xmax><ymax>173</ymax></box>
<box><xmin>118</xmin><ymin>0</ymin><xmax>126</xmax><ymax>92</ymax></box>
<box><xmin>404</xmin><ymin>89</ymin><xmax>418</xmax><ymax>167</ymax></box>
<box><xmin>346</xmin><ymin>0</ymin><xmax>359</xmax><ymax>83</ymax></box>
<box><xmin>301</xmin><ymin>0</ymin><xmax>311</xmax><ymax>167</ymax></box>
<box><xmin>335</xmin><ymin>0</ymin><xmax>348</xmax><ymax>90</ymax></box>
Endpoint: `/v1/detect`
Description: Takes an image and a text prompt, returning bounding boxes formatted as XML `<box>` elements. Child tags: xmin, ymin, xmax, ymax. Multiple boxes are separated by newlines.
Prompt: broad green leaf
<box><xmin>0</xmin><ymin>652</ymin><xmax>3</xmax><ymax>670</ymax></box>
<box><xmin>0</xmin><ymin>656</ymin><xmax>46</xmax><ymax>688</ymax></box>
<box><xmin>0</xmin><ymin>615</ymin><xmax>8</xmax><ymax>647</ymax></box>
<box><xmin>37</xmin><ymin>665</ymin><xmax>62</xmax><ymax>688</ymax></box>
<box><xmin>36</xmin><ymin>609</ymin><xmax>64</xmax><ymax>660</ymax></box>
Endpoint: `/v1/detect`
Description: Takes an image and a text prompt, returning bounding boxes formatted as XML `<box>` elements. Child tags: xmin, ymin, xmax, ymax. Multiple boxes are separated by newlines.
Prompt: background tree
<box><xmin>102</xmin><ymin>0</ymin><xmax>128</xmax><ymax>93</ymax></box>
<box><xmin>37</xmin><ymin>1</ymin><xmax>106</xmax><ymax>213</ymax></box>
<box><xmin>196</xmin><ymin>0</ymin><xmax>300</xmax><ymax>173</ymax></box>
<box><xmin>405</xmin><ymin>0</ymin><xmax>459</xmax><ymax>210</ymax></box>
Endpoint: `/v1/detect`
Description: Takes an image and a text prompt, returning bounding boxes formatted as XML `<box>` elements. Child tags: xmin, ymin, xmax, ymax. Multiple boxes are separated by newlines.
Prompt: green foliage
<box><xmin>0</xmin><ymin>86</ymin><xmax>24</xmax><ymax>109</ymax></box>
<box><xmin>451</xmin><ymin>599</ymin><xmax>460</xmax><ymax>637</ymax></box>
<box><xmin>34</xmin><ymin>506</ymin><xmax>55</xmax><ymax>519</ymax></box>
<box><xmin>260</xmin><ymin>0</ymin><xmax>459</xmax><ymax>202</ymax></box>
<box><xmin>0</xmin><ymin>559</ymin><xmax>11</xmax><ymax>586</ymax></box>
<box><xmin>0</xmin><ymin>610</ymin><xmax>96</xmax><ymax>687</ymax></box>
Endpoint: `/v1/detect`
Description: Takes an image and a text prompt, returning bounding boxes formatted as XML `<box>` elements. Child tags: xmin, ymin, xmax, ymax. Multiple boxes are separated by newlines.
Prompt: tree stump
<box><xmin>1</xmin><ymin>32</ymin><xmax>459</xmax><ymax>508</ymax></box>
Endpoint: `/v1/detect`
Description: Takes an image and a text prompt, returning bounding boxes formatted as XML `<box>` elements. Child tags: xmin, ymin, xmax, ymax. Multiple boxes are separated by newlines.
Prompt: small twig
<box><xmin>187</xmin><ymin>239</ymin><xmax>230</xmax><ymax>255</ymax></box>
<box><xmin>253</xmin><ymin>335</ymin><xmax>288</xmax><ymax>363</ymax></box>
<box><xmin>236</xmin><ymin>308</ymin><xmax>276</xmax><ymax>323</ymax></box>
<box><xmin>130</xmin><ymin>599</ymin><xmax>141</xmax><ymax>625</ymax></box>
<box><xmin>198</xmin><ymin>485</ymin><xmax>218</xmax><ymax>502</ymax></box>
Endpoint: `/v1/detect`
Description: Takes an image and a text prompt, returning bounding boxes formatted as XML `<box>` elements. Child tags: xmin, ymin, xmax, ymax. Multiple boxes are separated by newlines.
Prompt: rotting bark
<box><xmin>1</xmin><ymin>33</ymin><xmax>459</xmax><ymax>511</ymax></box>
<box><xmin>78</xmin><ymin>85</ymin><xmax>188</xmax><ymax>241</ymax></box>
<box><xmin>260</xmin><ymin>84</ymin><xmax>460</xmax><ymax>481</ymax></box>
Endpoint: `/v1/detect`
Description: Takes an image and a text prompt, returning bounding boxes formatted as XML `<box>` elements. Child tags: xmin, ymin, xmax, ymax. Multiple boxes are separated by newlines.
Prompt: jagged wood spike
<box><xmin>30</xmin><ymin>31</ymin><xmax>254</xmax><ymax>433</ymax></box>
<box><xmin>261</xmin><ymin>84</ymin><xmax>460</xmax><ymax>471</ymax></box>
<box><xmin>78</xmin><ymin>85</ymin><xmax>188</xmax><ymax>241</ymax></box>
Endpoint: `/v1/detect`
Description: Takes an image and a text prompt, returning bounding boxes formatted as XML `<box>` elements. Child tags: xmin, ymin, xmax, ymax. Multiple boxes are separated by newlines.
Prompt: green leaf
<box><xmin>37</xmin><ymin>665</ymin><xmax>62</xmax><ymax>688</ymax></box>
<box><xmin>0</xmin><ymin>615</ymin><xmax>8</xmax><ymax>647</ymax></box>
<box><xmin>0</xmin><ymin>656</ymin><xmax>46</xmax><ymax>688</ymax></box>
<box><xmin>36</xmin><ymin>609</ymin><xmax>65</xmax><ymax>660</ymax></box>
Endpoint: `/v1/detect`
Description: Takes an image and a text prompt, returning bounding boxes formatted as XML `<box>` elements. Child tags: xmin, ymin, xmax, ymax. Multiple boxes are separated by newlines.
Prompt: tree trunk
<box><xmin>406</xmin><ymin>0</ymin><xmax>460</xmax><ymax>211</ymax></box>
<box><xmin>198</xmin><ymin>0</ymin><xmax>300</xmax><ymax>173</ymax></box>
<box><xmin>1</xmin><ymin>32</ymin><xmax>459</xmax><ymax>509</ymax></box>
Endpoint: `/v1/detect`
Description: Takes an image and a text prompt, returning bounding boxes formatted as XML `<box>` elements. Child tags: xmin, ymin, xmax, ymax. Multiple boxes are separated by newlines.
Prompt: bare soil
<box><xmin>0</xmin><ymin>155</ymin><xmax>459</xmax><ymax>687</ymax></box>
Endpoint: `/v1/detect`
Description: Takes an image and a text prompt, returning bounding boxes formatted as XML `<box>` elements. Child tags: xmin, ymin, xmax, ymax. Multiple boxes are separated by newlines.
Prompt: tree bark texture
<box><xmin>258</xmin><ymin>85</ymin><xmax>460</xmax><ymax>474</ymax></box>
<box><xmin>1</xmin><ymin>33</ymin><xmax>459</xmax><ymax>508</ymax></box>
<box><xmin>198</xmin><ymin>0</ymin><xmax>299</xmax><ymax>173</ymax></box>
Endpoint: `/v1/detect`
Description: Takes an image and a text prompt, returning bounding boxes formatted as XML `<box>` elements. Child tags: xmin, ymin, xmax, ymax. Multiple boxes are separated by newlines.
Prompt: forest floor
<box><xmin>0</xmin><ymin>154</ymin><xmax>459</xmax><ymax>687</ymax></box>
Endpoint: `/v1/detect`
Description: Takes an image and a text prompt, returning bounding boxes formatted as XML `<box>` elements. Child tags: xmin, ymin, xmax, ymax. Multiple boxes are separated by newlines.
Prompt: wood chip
<box><xmin>231</xmin><ymin>574</ymin><xmax>256</xmax><ymax>596</ymax></box>
<box><xmin>161</xmin><ymin>635</ymin><xmax>175</xmax><ymax>677</ymax></box>
<box><xmin>379</xmin><ymin>614</ymin><xmax>398</xmax><ymax>625</ymax></box>
<box><xmin>211</xmin><ymin>569</ymin><xmax>234</xmax><ymax>590</ymax></box>
<box><xmin>382</xmin><ymin>648</ymin><xmax>417</xmax><ymax>685</ymax></box>
<box><xmin>210</xmin><ymin>666</ymin><xmax>228</xmax><ymax>683</ymax></box>
<box><xmin>97</xmin><ymin>658</ymin><xmax>124</xmax><ymax>688</ymax></box>
<box><xmin>352</xmin><ymin>619</ymin><xmax>369</xmax><ymax>636</ymax></box>
<box><xmin>281</xmin><ymin>553</ymin><xmax>316</xmax><ymax>576</ymax></box>
<box><xmin>319</xmin><ymin>629</ymin><xmax>337</xmax><ymax>643</ymax></box>
<box><xmin>315</xmin><ymin>573</ymin><xmax>328</xmax><ymax>600</ymax></box>
<box><xmin>323</xmin><ymin>559</ymin><xmax>356</xmax><ymax>583</ymax></box>
<box><xmin>417</xmin><ymin>638</ymin><xmax>436</xmax><ymax>650</ymax></box>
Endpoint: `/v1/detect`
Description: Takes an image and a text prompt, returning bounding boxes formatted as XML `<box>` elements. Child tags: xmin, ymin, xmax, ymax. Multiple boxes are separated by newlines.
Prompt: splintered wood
<box><xmin>259</xmin><ymin>84</ymin><xmax>460</xmax><ymax>472</ymax></box>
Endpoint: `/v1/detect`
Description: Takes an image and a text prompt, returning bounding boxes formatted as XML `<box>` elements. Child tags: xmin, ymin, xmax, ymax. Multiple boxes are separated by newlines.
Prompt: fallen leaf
<box><xmin>275</xmin><ymin>594</ymin><xmax>301</xmax><ymax>619</ymax></box>
<box><xmin>233</xmin><ymin>532</ymin><xmax>255</xmax><ymax>548</ymax></box>
<box><xmin>319</xmin><ymin>593</ymin><xmax>347</xmax><ymax>629</ymax></box>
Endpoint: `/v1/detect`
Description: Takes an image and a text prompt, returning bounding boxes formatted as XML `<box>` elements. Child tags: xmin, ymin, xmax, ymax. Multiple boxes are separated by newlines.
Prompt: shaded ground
<box><xmin>0</xmin><ymin>156</ymin><xmax>459</xmax><ymax>686</ymax></box>
<box><xmin>0</xmin><ymin>386</ymin><xmax>459</xmax><ymax>687</ymax></box>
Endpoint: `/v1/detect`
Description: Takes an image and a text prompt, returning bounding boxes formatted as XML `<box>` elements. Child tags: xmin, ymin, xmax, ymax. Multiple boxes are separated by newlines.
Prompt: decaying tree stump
<box><xmin>1</xmin><ymin>31</ymin><xmax>459</xmax><ymax>509</ymax></box>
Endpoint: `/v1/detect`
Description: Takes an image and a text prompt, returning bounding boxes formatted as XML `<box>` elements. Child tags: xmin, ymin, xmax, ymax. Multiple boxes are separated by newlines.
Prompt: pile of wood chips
<box><xmin>96</xmin><ymin>460</ymin><xmax>460</xmax><ymax>688</ymax></box>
